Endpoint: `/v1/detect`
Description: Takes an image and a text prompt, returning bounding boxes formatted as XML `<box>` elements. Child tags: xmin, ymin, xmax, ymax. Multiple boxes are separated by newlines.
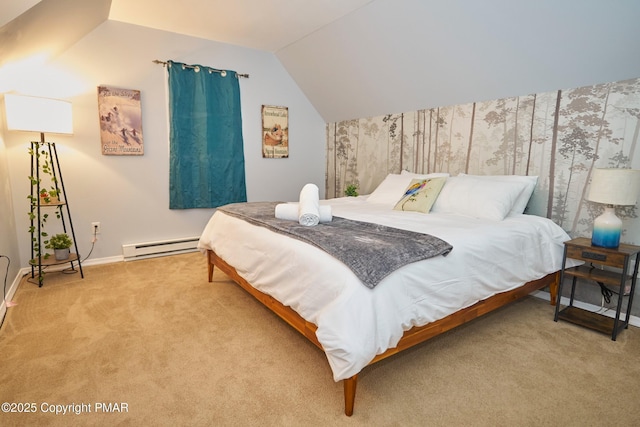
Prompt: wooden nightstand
<box><xmin>554</xmin><ymin>237</ymin><xmax>640</xmax><ymax>340</ymax></box>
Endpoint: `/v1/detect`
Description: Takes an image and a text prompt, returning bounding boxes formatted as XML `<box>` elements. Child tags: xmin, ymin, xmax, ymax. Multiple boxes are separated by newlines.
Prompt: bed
<box><xmin>197</xmin><ymin>172</ymin><xmax>577</xmax><ymax>416</ymax></box>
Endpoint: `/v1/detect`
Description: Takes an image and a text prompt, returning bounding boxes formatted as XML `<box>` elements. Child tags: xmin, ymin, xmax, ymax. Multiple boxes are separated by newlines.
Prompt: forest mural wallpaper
<box><xmin>327</xmin><ymin>77</ymin><xmax>640</xmax><ymax>245</ymax></box>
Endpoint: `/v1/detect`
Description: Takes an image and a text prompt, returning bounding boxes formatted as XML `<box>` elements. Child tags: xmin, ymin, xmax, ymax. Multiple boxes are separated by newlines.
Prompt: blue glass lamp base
<box><xmin>591</xmin><ymin>207</ymin><xmax>622</xmax><ymax>248</ymax></box>
<box><xmin>591</xmin><ymin>229</ymin><xmax>621</xmax><ymax>248</ymax></box>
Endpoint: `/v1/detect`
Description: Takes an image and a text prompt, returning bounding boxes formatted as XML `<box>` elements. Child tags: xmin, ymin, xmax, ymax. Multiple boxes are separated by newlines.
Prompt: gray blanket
<box><xmin>217</xmin><ymin>202</ymin><xmax>452</xmax><ymax>289</ymax></box>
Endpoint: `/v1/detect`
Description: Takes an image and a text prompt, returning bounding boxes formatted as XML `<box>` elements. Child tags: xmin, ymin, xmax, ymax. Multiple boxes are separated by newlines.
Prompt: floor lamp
<box><xmin>4</xmin><ymin>94</ymin><xmax>83</xmax><ymax>286</ymax></box>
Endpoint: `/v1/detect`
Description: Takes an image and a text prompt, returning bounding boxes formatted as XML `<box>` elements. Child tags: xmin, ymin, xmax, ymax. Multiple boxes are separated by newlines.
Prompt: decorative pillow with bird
<box><xmin>393</xmin><ymin>177</ymin><xmax>447</xmax><ymax>213</ymax></box>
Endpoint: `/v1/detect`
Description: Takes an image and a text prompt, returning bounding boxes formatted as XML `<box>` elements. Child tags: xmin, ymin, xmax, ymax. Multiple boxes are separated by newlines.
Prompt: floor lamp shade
<box><xmin>587</xmin><ymin>168</ymin><xmax>640</xmax><ymax>248</ymax></box>
<box><xmin>4</xmin><ymin>94</ymin><xmax>73</xmax><ymax>135</ymax></box>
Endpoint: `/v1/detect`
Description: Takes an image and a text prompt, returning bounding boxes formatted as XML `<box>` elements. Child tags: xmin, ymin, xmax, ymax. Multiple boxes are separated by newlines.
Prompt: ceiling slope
<box><xmin>278</xmin><ymin>0</ymin><xmax>640</xmax><ymax>122</ymax></box>
<box><xmin>0</xmin><ymin>0</ymin><xmax>41</xmax><ymax>28</ymax></box>
<box><xmin>108</xmin><ymin>0</ymin><xmax>373</xmax><ymax>52</ymax></box>
<box><xmin>0</xmin><ymin>0</ymin><xmax>111</xmax><ymax>68</ymax></box>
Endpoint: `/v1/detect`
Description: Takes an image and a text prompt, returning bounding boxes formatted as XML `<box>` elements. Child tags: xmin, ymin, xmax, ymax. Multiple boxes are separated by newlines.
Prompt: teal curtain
<box><xmin>168</xmin><ymin>60</ymin><xmax>247</xmax><ymax>209</ymax></box>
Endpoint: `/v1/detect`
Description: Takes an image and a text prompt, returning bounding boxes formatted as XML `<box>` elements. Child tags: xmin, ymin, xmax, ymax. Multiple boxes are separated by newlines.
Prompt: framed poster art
<box><xmin>98</xmin><ymin>86</ymin><xmax>144</xmax><ymax>155</ymax></box>
<box><xmin>262</xmin><ymin>105</ymin><xmax>288</xmax><ymax>158</ymax></box>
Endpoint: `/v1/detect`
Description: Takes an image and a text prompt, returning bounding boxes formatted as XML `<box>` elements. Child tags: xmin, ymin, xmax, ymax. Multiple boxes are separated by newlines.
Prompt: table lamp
<box><xmin>587</xmin><ymin>168</ymin><xmax>640</xmax><ymax>248</ymax></box>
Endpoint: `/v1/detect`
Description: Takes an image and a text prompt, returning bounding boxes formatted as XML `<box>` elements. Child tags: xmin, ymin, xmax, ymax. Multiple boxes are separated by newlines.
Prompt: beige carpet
<box><xmin>1</xmin><ymin>252</ymin><xmax>639</xmax><ymax>426</ymax></box>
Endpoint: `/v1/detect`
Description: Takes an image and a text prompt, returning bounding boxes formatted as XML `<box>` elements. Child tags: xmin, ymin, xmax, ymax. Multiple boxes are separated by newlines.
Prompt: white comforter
<box><xmin>198</xmin><ymin>196</ymin><xmax>575</xmax><ymax>381</ymax></box>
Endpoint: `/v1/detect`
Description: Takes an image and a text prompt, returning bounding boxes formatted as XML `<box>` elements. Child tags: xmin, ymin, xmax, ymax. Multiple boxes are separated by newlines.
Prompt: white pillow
<box><xmin>458</xmin><ymin>174</ymin><xmax>537</xmax><ymax>215</ymax></box>
<box><xmin>366</xmin><ymin>174</ymin><xmax>413</xmax><ymax>206</ymax></box>
<box><xmin>368</xmin><ymin>173</ymin><xmax>451</xmax><ymax>207</ymax></box>
<box><xmin>431</xmin><ymin>175</ymin><xmax>528</xmax><ymax>221</ymax></box>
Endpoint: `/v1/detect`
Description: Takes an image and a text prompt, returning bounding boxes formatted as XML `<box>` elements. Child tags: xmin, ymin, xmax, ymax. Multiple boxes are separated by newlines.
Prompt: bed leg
<box><xmin>549</xmin><ymin>272</ymin><xmax>559</xmax><ymax>306</ymax></box>
<box><xmin>207</xmin><ymin>251</ymin><xmax>214</xmax><ymax>282</ymax></box>
<box><xmin>344</xmin><ymin>374</ymin><xmax>357</xmax><ymax>416</ymax></box>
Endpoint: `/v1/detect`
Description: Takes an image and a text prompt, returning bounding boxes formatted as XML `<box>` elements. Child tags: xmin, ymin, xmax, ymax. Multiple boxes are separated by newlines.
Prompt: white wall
<box><xmin>0</xmin><ymin>134</ymin><xmax>21</xmax><ymax>284</ymax></box>
<box><xmin>0</xmin><ymin>123</ymin><xmax>21</xmax><ymax>319</ymax></box>
<box><xmin>4</xmin><ymin>21</ymin><xmax>326</xmax><ymax>268</ymax></box>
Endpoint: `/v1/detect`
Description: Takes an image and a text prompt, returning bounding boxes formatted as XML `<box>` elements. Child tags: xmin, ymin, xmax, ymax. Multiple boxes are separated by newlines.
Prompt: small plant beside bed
<box><xmin>345</xmin><ymin>184</ymin><xmax>359</xmax><ymax>197</ymax></box>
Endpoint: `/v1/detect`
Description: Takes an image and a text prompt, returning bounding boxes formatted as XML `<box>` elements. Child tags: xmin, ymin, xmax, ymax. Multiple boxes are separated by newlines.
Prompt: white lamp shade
<box><xmin>587</xmin><ymin>168</ymin><xmax>640</xmax><ymax>206</ymax></box>
<box><xmin>4</xmin><ymin>94</ymin><xmax>73</xmax><ymax>135</ymax></box>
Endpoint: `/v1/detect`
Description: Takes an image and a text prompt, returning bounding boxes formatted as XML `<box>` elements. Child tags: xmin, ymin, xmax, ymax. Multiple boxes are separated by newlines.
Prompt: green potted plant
<box><xmin>47</xmin><ymin>233</ymin><xmax>73</xmax><ymax>260</ymax></box>
<box><xmin>39</xmin><ymin>188</ymin><xmax>51</xmax><ymax>204</ymax></box>
<box><xmin>344</xmin><ymin>184</ymin><xmax>359</xmax><ymax>197</ymax></box>
<box><xmin>48</xmin><ymin>189</ymin><xmax>59</xmax><ymax>204</ymax></box>
<box><xmin>37</xmin><ymin>188</ymin><xmax>60</xmax><ymax>204</ymax></box>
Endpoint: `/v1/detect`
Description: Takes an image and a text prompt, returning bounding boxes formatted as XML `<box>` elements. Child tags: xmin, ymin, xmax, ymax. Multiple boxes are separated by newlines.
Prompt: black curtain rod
<box><xmin>152</xmin><ymin>60</ymin><xmax>249</xmax><ymax>78</ymax></box>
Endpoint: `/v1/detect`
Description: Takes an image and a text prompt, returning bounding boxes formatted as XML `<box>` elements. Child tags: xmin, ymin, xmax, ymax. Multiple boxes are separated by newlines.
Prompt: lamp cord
<box><xmin>598</xmin><ymin>281</ymin><xmax>613</xmax><ymax>304</ymax></box>
<box><xmin>589</xmin><ymin>262</ymin><xmax>622</xmax><ymax>305</ymax></box>
<box><xmin>80</xmin><ymin>227</ymin><xmax>98</xmax><ymax>263</ymax></box>
<box><xmin>1</xmin><ymin>255</ymin><xmax>10</xmax><ymax>330</ymax></box>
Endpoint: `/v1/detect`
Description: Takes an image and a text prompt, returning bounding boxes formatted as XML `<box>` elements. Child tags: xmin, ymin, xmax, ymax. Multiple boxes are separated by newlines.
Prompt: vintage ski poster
<box><xmin>98</xmin><ymin>86</ymin><xmax>144</xmax><ymax>155</ymax></box>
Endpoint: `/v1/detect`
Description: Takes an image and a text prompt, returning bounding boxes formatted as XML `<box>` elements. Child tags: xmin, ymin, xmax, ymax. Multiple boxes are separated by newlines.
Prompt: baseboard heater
<box><xmin>122</xmin><ymin>236</ymin><xmax>200</xmax><ymax>261</ymax></box>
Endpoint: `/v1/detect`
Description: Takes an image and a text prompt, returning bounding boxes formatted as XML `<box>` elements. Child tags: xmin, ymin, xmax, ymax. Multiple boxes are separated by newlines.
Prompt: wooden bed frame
<box><xmin>207</xmin><ymin>249</ymin><xmax>559</xmax><ymax>416</ymax></box>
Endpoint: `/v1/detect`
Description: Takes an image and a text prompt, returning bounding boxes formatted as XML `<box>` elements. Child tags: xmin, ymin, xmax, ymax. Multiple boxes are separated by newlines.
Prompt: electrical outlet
<box><xmin>91</xmin><ymin>222</ymin><xmax>101</xmax><ymax>235</ymax></box>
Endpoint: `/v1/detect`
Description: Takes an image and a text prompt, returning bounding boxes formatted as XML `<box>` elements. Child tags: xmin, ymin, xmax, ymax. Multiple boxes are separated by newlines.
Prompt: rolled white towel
<box><xmin>275</xmin><ymin>203</ymin><xmax>332</xmax><ymax>223</ymax></box>
<box><xmin>298</xmin><ymin>183</ymin><xmax>320</xmax><ymax>226</ymax></box>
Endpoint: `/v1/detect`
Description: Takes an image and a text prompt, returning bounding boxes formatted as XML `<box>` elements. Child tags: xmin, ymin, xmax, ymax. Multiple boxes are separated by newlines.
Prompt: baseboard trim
<box><xmin>82</xmin><ymin>255</ymin><xmax>125</xmax><ymax>267</ymax></box>
<box><xmin>532</xmin><ymin>290</ymin><xmax>640</xmax><ymax>328</ymax></box>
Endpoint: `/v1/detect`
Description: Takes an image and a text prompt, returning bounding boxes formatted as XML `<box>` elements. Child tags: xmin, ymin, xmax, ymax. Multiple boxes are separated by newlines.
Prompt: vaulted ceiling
<box><xmin>2</xmin><ymin>0</ymin><xmax>640</xmax><ymax>123</ymax></box>
<box><xmin>108</xmin><ymin>0</ymin><xmax>373</xmax><ymax>52</ymax></box>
